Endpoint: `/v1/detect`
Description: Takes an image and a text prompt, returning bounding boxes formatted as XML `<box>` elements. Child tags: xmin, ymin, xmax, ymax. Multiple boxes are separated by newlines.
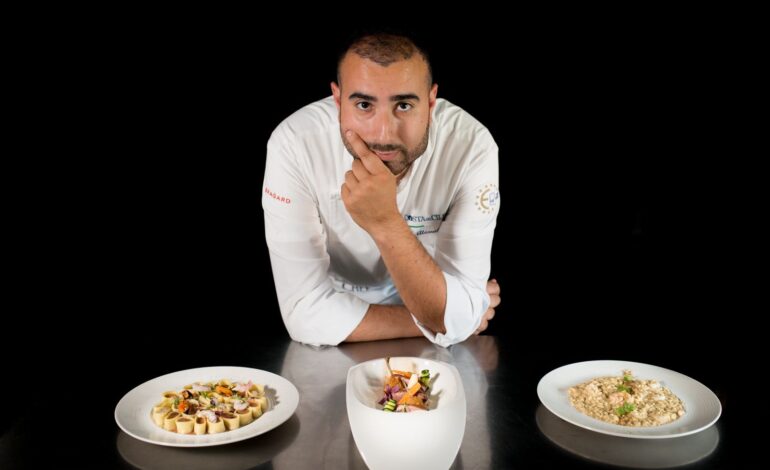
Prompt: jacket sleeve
<box><xmin>413</xmin><ymin>130</ymin><xmax>500</xmax><ymax>347</ymax></box>
<box><xmin>262</xmin><ymin>131</ymin><xmax>368</xmax><ymax>346</ymax></box>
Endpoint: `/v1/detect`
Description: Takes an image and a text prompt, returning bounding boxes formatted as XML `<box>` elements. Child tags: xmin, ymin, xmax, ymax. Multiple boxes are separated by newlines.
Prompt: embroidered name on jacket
<box><xmin>404</xmin><ymin>213</ymin><xmax>445</xmax><ymax>235</ymax></box>
<box><xmin>264</xmin><ymin>187</ymin><xmax>291</xmax><ymax>204</ymax></box>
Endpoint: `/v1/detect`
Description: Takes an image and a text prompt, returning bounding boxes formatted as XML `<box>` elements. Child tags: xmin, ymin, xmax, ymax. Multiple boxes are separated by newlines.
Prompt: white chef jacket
<box><xmin>262</xmin><ymin>96</ymin><xmax>500</xmax><ymax>347</ymax></box>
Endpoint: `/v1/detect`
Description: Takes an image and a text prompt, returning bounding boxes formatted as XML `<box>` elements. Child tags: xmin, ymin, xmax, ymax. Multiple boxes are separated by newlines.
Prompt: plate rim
<box><xmin>536</xmin><ymin>359</ymin><xmax>721</xmax><ymax>439</ymax></box>
<box><xmin>114</xmin><ymin>365</ymin><xmax>299</xmax><ymax>447</ymax></box>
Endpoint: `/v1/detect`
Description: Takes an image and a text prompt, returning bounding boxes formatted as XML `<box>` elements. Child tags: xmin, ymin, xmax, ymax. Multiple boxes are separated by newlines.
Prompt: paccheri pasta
<box><xmin>568</xmin><ymin>370</ymin><xmax>685</xmax><ymax>427</ymax></box>
<box><xmin>151</xmin><ymin>379</ymin><xmax>268</xmax><ymax>434</ymax></box>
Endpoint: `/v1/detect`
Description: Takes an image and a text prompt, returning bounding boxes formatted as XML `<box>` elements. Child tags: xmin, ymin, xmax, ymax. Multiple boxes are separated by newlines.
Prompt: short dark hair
<box><xmin>336</xmin><ymin>33</ymin><xmax>433</xmax><ymax>88</ymax></box>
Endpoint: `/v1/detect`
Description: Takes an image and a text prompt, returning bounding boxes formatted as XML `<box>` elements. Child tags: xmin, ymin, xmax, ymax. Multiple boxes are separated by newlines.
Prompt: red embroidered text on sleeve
<box><xmin>264</xmin><ymin>186</ymin><xmax>292</xmax><ymax>204</ymax></box>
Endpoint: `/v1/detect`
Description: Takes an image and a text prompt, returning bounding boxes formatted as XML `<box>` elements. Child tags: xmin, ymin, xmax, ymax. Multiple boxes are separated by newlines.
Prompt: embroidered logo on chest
<box><xmin>404</xmin><ymin>213</ymin><xmax>445</xmax><ymax>236</ymax></box>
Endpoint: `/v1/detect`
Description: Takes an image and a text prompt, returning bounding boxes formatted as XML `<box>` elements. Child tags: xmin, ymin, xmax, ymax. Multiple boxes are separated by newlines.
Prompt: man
<box><xmin>263</xmin><ymin>33</ymin><xmax>501</xmax><ymax>347</ymax></box>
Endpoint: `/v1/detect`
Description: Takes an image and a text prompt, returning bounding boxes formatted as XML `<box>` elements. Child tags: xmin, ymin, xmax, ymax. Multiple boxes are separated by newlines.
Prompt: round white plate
<box><xmin>537</xmin><ymin>360</ymin><xmax>721</xmax><ymax>439</ymax></box>
<box><xmin>115</xmin><ymin>366</ymin><xmax>299</xmax><ymax>447</ymax></box>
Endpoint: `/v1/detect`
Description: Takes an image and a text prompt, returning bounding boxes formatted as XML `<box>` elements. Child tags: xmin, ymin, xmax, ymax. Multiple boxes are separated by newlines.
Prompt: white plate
<box><xmin>115</xmin><ymin>366</ymin><xmax>299</xmax><ymax>447</ymax></box>
<box><xmin>537</xmin><ymin>360</ymin><xmax>721</xmax><ymax>439</ymax></box>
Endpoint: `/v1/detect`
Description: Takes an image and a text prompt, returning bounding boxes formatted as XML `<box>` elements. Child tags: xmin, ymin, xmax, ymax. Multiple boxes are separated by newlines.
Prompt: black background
<box><xmin>80</xmin><ymin>19</ymin><xmax>748</xmax><ymax>361</ymax></box>
<box><xmin>3</xmin><ymin>10</ymin><xmax>761</xmax><ymax>468</ymax></box>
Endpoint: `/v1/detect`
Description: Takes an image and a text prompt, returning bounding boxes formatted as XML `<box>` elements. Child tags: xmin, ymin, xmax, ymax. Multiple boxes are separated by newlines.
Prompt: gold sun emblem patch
<box><xmin>475</xmin><ymin>183</ymin><xmax>499</xmax><ymax>214</ymax></box>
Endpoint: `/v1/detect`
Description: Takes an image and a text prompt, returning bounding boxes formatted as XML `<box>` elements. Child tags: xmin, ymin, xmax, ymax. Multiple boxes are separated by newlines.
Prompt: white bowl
<box><xmin>346</xmin><ymin>357</ymin><xmax>466</xmax><ymax>470</ymax></box>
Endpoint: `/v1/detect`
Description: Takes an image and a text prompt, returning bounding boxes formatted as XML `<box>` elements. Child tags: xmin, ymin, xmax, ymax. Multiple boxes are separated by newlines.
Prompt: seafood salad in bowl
<box><xmin>346</xmin><ymin>357</ymin><xmax>466</xmax><ymax>470</ymax></box>
<box><xmin>378</xmin><ymin>358</ymin><xmax>432</xmax><ymax>412</ymax></box>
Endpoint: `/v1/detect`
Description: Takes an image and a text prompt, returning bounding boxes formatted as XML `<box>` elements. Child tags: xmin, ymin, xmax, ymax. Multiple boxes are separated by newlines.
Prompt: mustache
<box><xmin>366</xmin><ymin>142</ymin><xmax>406</xmax><ymax>153</ymax></box>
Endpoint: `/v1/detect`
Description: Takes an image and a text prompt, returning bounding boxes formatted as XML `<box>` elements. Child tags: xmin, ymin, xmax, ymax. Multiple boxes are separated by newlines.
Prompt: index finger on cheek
<box><xmin>345</xmin><ymin>130</ymin><xmax>369</xmax><ymax>157</ymax></box>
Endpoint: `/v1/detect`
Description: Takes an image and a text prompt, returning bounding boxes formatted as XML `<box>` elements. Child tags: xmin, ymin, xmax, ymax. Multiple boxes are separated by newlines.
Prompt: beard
<box><xmin>341</xmin><ymin>122</ymin><xmax>430</xmax><ymax>176</ymax></box>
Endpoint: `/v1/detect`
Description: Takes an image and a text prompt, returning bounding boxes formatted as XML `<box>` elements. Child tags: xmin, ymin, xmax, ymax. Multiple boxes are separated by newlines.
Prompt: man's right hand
<box><xmin>475</xmin><ymin>279</ymin><xmax>501</xmax><ymax>335</ymax></box>
<box><xmin>340</xmin><ymin>130</ymin><xmax>401</xmax><ymax>236</ymax></box>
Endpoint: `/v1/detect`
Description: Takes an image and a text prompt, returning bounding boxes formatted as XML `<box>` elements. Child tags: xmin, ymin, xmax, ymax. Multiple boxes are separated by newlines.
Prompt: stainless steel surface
<box><xmin>106</xmin><ymin>335</ymin><xmax>727</xmax><ymax>469</ymax></box>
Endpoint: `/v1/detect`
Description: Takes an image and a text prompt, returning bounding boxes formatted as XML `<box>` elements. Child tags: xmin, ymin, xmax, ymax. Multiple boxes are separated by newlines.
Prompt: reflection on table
<box><xmin>116</xmin><ymin>414</ymin><xmax>299</xmax><ymax>470</ymax></box>
<box><xmin>535</xmin><ymin>405</ymin><xmax>720</xmax><ymax>468</ymax></box>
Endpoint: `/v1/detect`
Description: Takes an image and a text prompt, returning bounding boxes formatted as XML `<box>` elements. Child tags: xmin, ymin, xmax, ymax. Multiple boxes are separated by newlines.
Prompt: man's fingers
<box><xmin>486</xmin><ymin>280</ymin><xmax>500</xmax><ymax>296</ymax></box>
<box><xmin>345</xmin><ymin>130</ymin><xmax>387</xmax><ymax>174</ymax></box>
<box><xmin>344</xmin><ymin>169</ymin><xmax>358</xmax><ymax>188</ymax></box>
<box><xmin>351</xmin><ymin>158</ymin><xmax>368</xmax><ymax>180</ymax></box>
<box><xmin>345</xmin><ymin>129</ymin><xmax>371</xmax><ymax>158</ymax></box>
<box><xmin>475</xmin><ymin>307</ymin><xmax>496</xmax><ymax>334</ymax></box>
<box><xmin>486</xmin><ymin>308</ymin><xmax>495</xmax><ymax>320</ymax></box>
<box><xmin>489</xmin><ymin>294</ymin><xmax>501</xmax><ymax>308</ymax></box>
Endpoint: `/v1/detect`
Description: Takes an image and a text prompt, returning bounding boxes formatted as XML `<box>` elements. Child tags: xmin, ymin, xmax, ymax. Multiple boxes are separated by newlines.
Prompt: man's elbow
<box><xmin>424</xmin><ymin>310</ymin><xmax>447</xmax><ymax>335</ymax></box>
<box><xmin>434</xmin><ymin>324</ymin><xmax>447</xmax><ymax>335</ymax></box>
<box><xmin>282</xmin><ymin>309</ymin><xmax>337</xmax><ymax>347</ymax></box>
<box><xmin>284</xmin><ymin>324</ymin><xmax>336</xmax><ymax>347</ymax></box>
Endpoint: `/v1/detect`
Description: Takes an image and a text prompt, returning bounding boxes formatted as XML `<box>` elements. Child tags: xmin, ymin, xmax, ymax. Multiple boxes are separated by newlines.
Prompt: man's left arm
<box><xmin>430</xmin><ymin>130</ymin><xmax>499</xmax><ymax>345</ymax></box>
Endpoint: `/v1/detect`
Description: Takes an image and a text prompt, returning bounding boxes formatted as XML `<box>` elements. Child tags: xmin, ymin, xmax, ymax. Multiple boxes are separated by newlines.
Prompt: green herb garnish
<box><xmin>615</xmin><ymin>403</ymin><xmax>636</xmax><ymax>416</ymax></box>
<box><xmin>616</xmin><ymin>384</ymin><xmax>631</xmax><ymax>393</ymax></box>
<box><xmin>419</xmin><ymin>369</ymin><xmax>430</xmax><ymax>386</ymax></box>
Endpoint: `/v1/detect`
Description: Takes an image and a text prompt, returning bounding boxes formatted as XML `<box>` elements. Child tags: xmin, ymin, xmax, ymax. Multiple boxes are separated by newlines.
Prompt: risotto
<box><xmin>568</xmin><ymin>370</ymin><xmax>685</xmax><ymax>426</ymax></box>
